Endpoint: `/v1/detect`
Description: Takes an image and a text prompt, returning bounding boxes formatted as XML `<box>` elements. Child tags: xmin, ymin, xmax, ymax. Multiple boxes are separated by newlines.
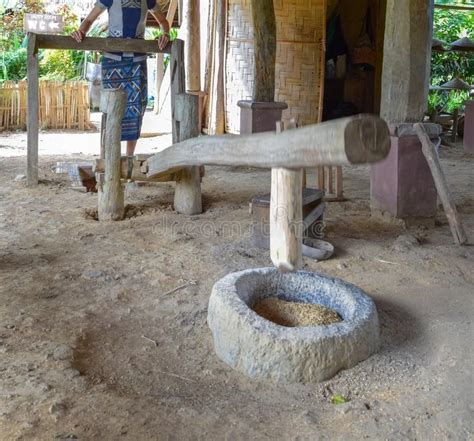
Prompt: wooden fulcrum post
<box><xmin>97</xmin><ymin>89</ymin><xmax>127</xmax><ymax>221</ymax></box>
<box><xmin>270</xmin><ymin>120</ymin><xmax>303</xmax><ymax>272</ymax></box>
<box><xmin>170</xmin><ymin>39</ymin><xmax>202</xmax><ymax>215</ymax></box>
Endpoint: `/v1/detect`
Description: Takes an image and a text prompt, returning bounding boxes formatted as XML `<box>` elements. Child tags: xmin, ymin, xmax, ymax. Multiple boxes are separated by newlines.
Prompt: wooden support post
<box><xmin>250</xmin><ymin>0</ymin><xmax>276</xmax><ymax>102</ymax></box>
<box><xmin>98</xmin><ymin>89</ymin><xmax>127</xmax><ymax>221</ymax></box>
<box><xmin>170</xmin><ymin>39</ymin><xmax>186</xmax><ymax>144</ymax></box>
<box><xmin>415</xmin><ymin>124</ymin><xmax>468</xmax><ymax>245</ymax></box>
<box><xmin>381</xmin><ymin>0</ymin><xmax>434</xmax><ymax>123</ymax></box>
<box><xmin>174</xmin><ymin>93</ymin><xmax>202</xmax><ymax>215</ymax></box>
<box><xmin>154</xmin><ymin>0</ymin><xmax>177</xmax><ymax>114</ymax></box>
<box><xmin>170</xmin><ymin>39</ymin><xmax>202</xmax><ymax>214</ymax></box>
<box><xmin>182</xmin><ymin>0</ymin><xmax>201</xmax><ymax>92</ymax></box>
<box><xmin>270</xmin><ymin>121</ymin><xmax>303</xmax><ymax>272</ymax></box>
<box><xmin>27</xmin><ymin>33</ymin><xmax>39</xmax><ymax>187</ymax></box>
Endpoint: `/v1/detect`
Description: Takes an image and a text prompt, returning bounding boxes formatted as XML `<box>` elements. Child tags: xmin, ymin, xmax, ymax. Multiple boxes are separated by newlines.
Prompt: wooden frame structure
<box><xmin>26</xmin><ymin>33</ymin><xmax>173</xmax><ymax>187</ymax></box>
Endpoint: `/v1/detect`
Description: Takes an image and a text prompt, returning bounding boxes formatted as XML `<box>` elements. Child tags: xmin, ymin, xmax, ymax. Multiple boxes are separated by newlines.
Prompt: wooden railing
<box><xmin>26</xmin><ymin>33</ymin><xmax>173</xmax><ymax>187</ymax></box>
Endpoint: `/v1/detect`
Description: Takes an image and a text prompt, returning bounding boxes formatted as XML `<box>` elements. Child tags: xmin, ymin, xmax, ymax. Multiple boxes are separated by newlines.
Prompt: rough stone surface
<box><xmin>392</xmin><ymin>234</ymin><xmax>420</xmax><ymax>252</ymax></box>
<box><xmin>207</xmin><ymin>268</ymin><xmax>380</xmax><ymax>383</ymax></box>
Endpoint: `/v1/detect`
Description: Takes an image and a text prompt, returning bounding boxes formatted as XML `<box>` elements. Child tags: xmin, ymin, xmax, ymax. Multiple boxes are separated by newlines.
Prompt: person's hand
<box><xmin>157</xmin><ymin>32</ymin><xmax>170</xmax><ymax>51</ymax></box>
<box><xmin>71</xmin><ymin>29</ymin><xmax>85</xmax><ymax>42</ymax></box>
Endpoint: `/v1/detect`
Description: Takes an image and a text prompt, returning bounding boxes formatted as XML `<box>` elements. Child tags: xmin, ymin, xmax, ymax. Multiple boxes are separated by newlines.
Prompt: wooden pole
<box><xmin>171</xmin><ymin>39</ymin><xmax>186</xmax><ymax>144</ymax></box>
<box><xmin>27</xmin><ymin>33</ymin><xmax>39</xmax><ymax>187</ymax></box>
<box><xmin>270</xmin><ymin>121</ymin><xmax>303</xmax><ymax>272</ymax></box>
<box><xmin>182</xmin><ymin>0</ymin><xmax>201</xmax><ymax>92</ymax></box>
<box><xmin>174</xmin><ymin>94</ymin><xmax>202</xmax><ymax>214</ymax></box>
<box><xmin>154</xmin><ymin>0</ymin><xmax>178</xmax><ymax>114</ymax></box>
<box><xmin>98</xmin><ymin>89</ymin><xmax>127</xmax><ymax>221</ymax></box>
<box><xmin>250</xmin><ymin>0</ymin><xmax>276</xmax><ymax>102</ymax></box>
<box><xmin>414</xmin><ymin>123</ymin><xmax>468</xmax><ymax>245</ymax></box>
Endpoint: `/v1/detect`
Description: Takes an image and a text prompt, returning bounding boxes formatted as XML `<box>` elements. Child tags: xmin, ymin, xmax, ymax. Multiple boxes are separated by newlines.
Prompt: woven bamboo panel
<box><xmin>0</xmin><ymin>81</ymin><xmax>90</xmax><ymax>132</ymax></box>
<box><xmin>225</xmin><ymin>0</ymin><xmax>326</xmax><ymax>133</ymax></box>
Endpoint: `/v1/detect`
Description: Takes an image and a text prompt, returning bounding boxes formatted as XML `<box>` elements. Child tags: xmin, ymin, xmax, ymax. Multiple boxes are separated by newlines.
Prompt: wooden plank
<box><xmin>24</xmin><ymin>13</ymin><xmax>64</xmax><ymax>34</ymax></box>
<box><xmin>98</xmin><ymin>89</ymin><xmax>127</xmax><ymax>221</ymax></box>
<box><xmin>414</xmin><ymin>123</ymin><xmax>468</xmax><ymax>245</ymax></box>
<box><xmin>35</xmin><ymin>34</ymin><xmax>172</xmax><ymax>54</ymax></box>
<box><xmin>27</xmin><ymin>33</ymin><xmax>39</xmax><ymax>187</ymax></box>
<box><xmin>146</xmin><ymin>114</ymin><xmax>391</xmax><ymax>178</ymax></box>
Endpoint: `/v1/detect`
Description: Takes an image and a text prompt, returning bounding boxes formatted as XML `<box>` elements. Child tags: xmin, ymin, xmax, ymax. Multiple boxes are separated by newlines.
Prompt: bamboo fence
<box><xmin>225</xmin><ymin>0</ymin><xmax>327</xmax><ymax>133</ymax></box>
<box><xmin>0</xmin><ymin>80</ymin><xmax>91</xmax><ymax>131</ymax></box>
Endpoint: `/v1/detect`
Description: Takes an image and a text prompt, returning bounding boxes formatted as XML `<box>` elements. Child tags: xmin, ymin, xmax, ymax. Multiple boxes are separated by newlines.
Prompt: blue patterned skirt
<box><xmin>101</xmin><ymin>57</ymin><xmax>148</xmax><ymax>141</ymax></box>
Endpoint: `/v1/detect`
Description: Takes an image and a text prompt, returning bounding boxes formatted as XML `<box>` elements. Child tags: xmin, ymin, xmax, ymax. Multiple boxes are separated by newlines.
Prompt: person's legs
<box><xmin>126</xmin><ymin>140</ymin><xmax>138</xmax><ymax>156</ymax></box>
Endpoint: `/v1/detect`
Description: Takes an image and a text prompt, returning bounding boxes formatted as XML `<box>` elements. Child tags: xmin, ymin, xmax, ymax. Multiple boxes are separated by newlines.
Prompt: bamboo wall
<box><xmin>0</xmin><ymin>81</ymin><xmax>90</xmax><ymax>132</ymax></box>
<box><xmin>225</xmin><ymin>0</ymin><xmax>327</xmax><ymax>133</ymax></box>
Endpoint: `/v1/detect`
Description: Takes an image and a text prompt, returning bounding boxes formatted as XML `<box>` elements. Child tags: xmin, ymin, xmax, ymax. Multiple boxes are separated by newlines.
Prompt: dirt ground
<box><xmin>0</xmin><ymin>133</ymin><xmax>473</xmax><ymax>440</ymax></box>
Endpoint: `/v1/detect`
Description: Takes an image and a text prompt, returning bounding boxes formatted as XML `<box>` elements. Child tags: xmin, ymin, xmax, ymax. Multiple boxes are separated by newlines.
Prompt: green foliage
<box><xmin>0</xmin><ymin>0</ymin><xmax>81</xmax><ymax>80</ymax></box>
<box><xmin>429</xmin><ymin>4</ymin><xmax>473</xmax><ymax>115</ymax></box>
<box><xmin>0</xmin><ymin>0</ymin><xmax>45</xmax><ymax>52</ymax></box>
<box><xmin>0</xmin><ymin>48</ymin><xmax>28</xmax><ymax>81</ymax></box>
<box><xmin>431</xmin><ymin>8</ymin><xmax>474</xmax><ymax>86</ymax></box>
<box><xmin>40</xmin><ymin>50</ymin><xmax>78</xmax><ymax>80</ymax></box>
<box><xmin>331</xmin><ymin>394</ymin><xmax>349</xmax><ymax>405</ymax></box>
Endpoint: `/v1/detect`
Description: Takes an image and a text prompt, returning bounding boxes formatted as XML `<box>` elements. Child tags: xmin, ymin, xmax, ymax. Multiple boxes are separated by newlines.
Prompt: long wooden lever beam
<box><xmin>146</xmin><ymin>114</ymin><xmax>390</xmax><ymax>179</ymax></box>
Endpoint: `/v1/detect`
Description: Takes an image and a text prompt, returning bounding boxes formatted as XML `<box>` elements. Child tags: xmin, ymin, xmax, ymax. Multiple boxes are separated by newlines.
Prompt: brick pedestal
<box><xmin>370</xmin><ymin>123</ymin><xmax>442</xmax><ymax>220</ymax></box>
<box><xmin>237</xmin><ymin>100</ymin><xmax>288</xmax><ymax>134</ymax></box>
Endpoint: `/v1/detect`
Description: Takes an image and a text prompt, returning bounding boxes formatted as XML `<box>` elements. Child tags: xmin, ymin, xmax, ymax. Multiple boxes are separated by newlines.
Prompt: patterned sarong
<box><xmin>101</xmin><ymin>57</ymin><xmax>148</xmax><ymax>141</ymax></box>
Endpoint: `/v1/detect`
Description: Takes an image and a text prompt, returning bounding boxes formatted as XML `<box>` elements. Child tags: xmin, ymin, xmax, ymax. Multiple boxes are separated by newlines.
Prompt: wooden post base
<box><xmin>97</xmin><ymin>89</ymin><xmax>127</xmax><ymax>221</ymax></box>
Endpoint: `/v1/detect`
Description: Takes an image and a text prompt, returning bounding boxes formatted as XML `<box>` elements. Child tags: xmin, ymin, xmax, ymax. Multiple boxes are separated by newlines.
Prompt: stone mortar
<box><xmin>207</xmin><ymin>268</ymin><xmax>380</xmax><ymax>383</ymax></box>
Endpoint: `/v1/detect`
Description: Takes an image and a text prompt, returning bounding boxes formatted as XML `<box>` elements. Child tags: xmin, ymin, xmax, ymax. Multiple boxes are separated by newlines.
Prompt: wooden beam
<box><xmin>414</xmin><ymin>123</ymin><xmax>468</xmax><ymax>245</ymax></box>
<box><xmin>34</xmin><ymin>34</ymin><xmax>172</xmax><ymax>54</ymax></box>
<box><xmin>27</xmin><ymin>33</ymin><xmax>39</xmax><ymax>187</ymax></box>
<box><xmin>250</xmin><ymin>0</ymin><xmax>276</xmax><ymax>102</ymax></box>
<box><xmin>146</xmin><ymin>114</ymin><xmax>391</xmax><ymax>178</ymax></box>
<box><xmin>94</xmin><ymin>156</ymin><xmax>205</xmax><ymax>183</ymax></box>
<box><xmin>434</xmin><ymin>3</ymin><xmax>474</xmax><ymax>11</ymax></box>
<box><xmin>98</xmin><ymin>90</ymin><xmax>127</xmax><ymax>221</ymax></box>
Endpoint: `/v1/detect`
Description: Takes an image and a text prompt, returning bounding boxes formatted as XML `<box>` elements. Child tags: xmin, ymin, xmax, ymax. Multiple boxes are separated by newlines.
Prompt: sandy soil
<box><xmin>0</xmin><ymin>136</ymin><xmax>473</xmax><ymax>440</ymax></box>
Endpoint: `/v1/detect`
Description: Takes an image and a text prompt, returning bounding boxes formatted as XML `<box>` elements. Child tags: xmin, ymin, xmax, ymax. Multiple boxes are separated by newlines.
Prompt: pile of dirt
<box><xmin>252</xmin><ymin>297</ymin><xmax>342</xmax><ymax>327</ymax></box>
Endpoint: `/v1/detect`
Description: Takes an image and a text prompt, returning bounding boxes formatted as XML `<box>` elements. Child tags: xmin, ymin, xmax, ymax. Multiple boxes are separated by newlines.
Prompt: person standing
<box><xmin>71</xmin><ymin>0</ymin><xmax>170</xmax><ymax>156</ymax></box>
